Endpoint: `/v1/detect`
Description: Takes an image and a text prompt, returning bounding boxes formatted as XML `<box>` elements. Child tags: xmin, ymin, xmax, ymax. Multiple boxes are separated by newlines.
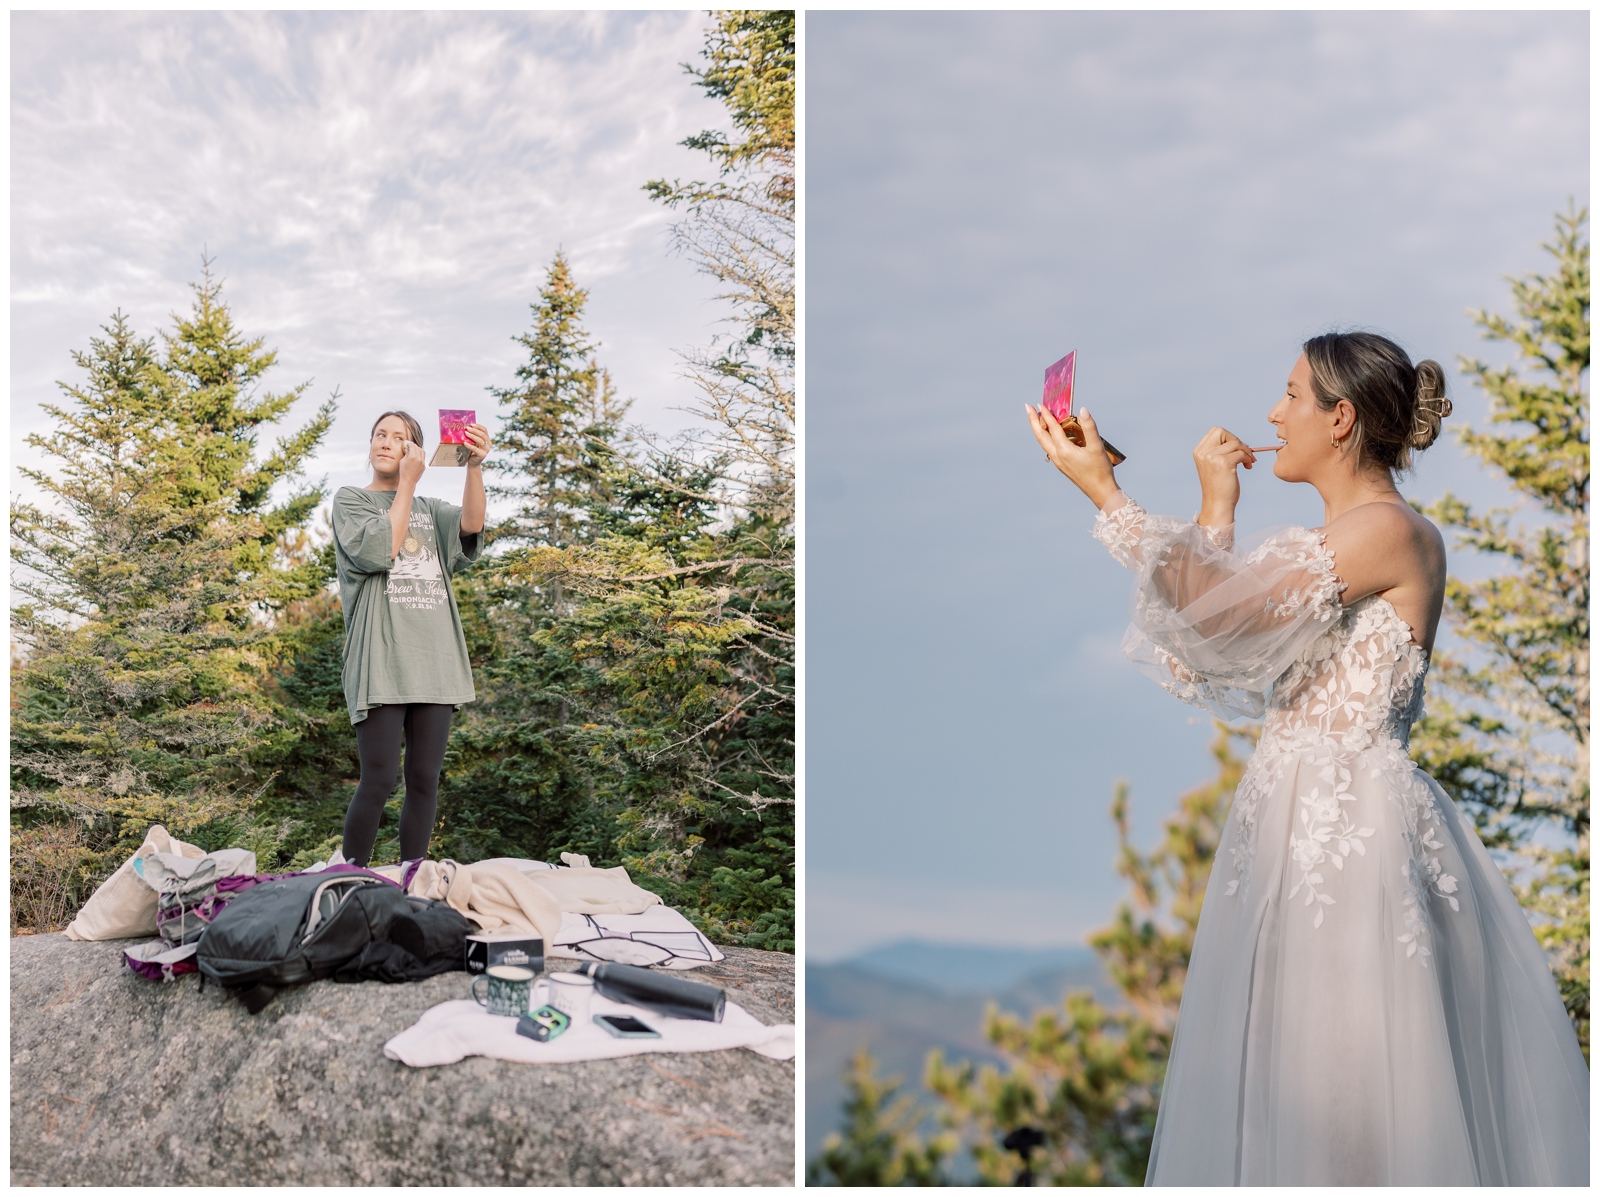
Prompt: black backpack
<box><xmin>333</xmin><ymin>896</ymin><xmax>475</xmax><ymax>985</ymax></box>
<box><xmin>196</xmin><ymin>871</ymin><xmax>414</xmax><ymax>1013</ymax></box>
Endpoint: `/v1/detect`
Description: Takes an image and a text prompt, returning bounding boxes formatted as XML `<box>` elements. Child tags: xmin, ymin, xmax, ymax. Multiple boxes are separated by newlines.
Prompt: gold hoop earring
<box><xmin>1331</xmin><ymin>432</ymin><xmax>1339</xmax><ymax>449</ymax></box>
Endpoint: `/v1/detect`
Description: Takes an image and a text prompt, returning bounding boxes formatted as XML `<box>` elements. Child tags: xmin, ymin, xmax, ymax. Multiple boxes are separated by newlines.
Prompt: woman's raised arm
<box><xmin>1092</xmin><ymin>494</ymin><xmax>1347</xmax><ymax>718</ymax></box>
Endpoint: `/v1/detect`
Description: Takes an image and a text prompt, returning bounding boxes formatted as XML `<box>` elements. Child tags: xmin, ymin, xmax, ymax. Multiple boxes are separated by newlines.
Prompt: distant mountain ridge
<box><xmin>806</xmin><ymin>939</ymin><xmax>1121</xmax><ymax>1162</ymax></box>
<box><xmin>833</xmin><ymin>937</ymin><xmax>1107</xmax><ymax>994</ymax></box>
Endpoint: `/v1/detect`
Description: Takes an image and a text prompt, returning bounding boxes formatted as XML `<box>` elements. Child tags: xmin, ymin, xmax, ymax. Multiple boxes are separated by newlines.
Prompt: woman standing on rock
<box><xmin>332</xmin><ymin>410</ymin><xmax>491</xmax><ymax>868</ymax></box>
<box><xmin>1026</xmin><ymin>331</ymin><xmax>1588</xmax><ymax>1185</ymax></box>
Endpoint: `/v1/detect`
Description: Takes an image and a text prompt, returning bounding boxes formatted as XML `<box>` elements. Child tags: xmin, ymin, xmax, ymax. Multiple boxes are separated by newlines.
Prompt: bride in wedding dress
<box><xmin>1026</xmin><ymin>332</ymin><xmax>1588</xmax><ymax>1186</ymax></box>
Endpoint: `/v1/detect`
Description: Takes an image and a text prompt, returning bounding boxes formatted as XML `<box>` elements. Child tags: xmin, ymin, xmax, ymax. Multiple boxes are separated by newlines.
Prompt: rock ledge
<box><xmin>11</xmin><ymin>933</ymin><xmax>794</xmax><ymax>1186</ymax></box>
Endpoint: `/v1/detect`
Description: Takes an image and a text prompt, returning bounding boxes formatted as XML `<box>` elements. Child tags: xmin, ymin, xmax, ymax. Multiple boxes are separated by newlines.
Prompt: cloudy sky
<box><xmin>12</xmin><ymin>10</ymin><xmax>729</xmax><ymax>515</ymax></box>
<box><xmin>806</xmin><ymin>11</ymin><xmax>1588</xmax><ymax>960</ymax></box>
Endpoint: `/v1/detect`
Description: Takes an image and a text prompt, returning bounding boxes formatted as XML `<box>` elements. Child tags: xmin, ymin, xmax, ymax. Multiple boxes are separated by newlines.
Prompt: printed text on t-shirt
<box><xmin>386</xmin><ymin>509</ymin><xmax>448</xmax><ymax>609</ymax></box>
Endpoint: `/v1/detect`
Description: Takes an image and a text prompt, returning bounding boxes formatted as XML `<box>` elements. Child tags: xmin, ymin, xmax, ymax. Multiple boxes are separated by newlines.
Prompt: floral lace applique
<box><xmin>1221</xmin><ymin>598</ymin><xmax>1458</xmax><ymax>964</ymax></box>
<box><xmin>1096</xmin><ymin>501</ymin><xmax>1346</xmax><ymax>722</ymax></box>
<box><xmin>1124</xmin><ymin>631</ymin><xmax>1266</xmax><ymax>721</ymax></box>
<box><xmin>1284</xmin><ymin>747</ymin><xmax>1376</xmax><ymax>928</ymax></box>
<box><xmin>1091</xmin><ymin>495</ymin><xmax>1457</xmax><ymax>965</ymax></box>
<box><xmin>1241</xmin><ymin>527</ymin><xmax>1345</xmax><ymax>626</ymax></box>
<box><xmin>1260</xmin><ymin>597</ymin><xmax>1425</xmax><ymax>754</ymax></box>
<box><xmin>1226</xmin><ymin>752</ymin><xmax>1291</xmax><ymax>897</ymax></box>
<box><xmin>1385</xmin><ymin>747</ymin><xmax>1461</xmax><ymax>965</ymax></box>
<box><xmin>1091</xmin><ymin>492</ymin><xmax>1157</xmax><ymax>570</ymax></box>
<box><xmin>1198</xmin><ymin>521</ymin><xmax>1235</xmax><ymax>552</ymax></box>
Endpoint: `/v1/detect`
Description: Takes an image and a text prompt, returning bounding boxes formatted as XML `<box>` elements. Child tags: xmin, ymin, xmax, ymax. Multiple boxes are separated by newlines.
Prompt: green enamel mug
<box><xmin>471</xmin><ymin>965</ymin><xmax>534</xmax><ymax>1017</ymax></box>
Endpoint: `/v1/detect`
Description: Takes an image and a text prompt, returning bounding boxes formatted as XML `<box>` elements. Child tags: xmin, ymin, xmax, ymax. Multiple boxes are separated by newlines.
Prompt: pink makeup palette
<box><xmin>1042</xmin><ymin>351</ymin><xmax>1076</xmax><ymax>424</ymax></box>
<box><xmin>1039</xmin><ymin>350</ymin><xmax>1127</xmax><ymax>465</ymax></box>
<box><xmin>430</xmin><ymin>409</ymin><xmax>477</xmax><ymax>466</ymax></box>
<box><xmin>439</xmin><ymin>410</ymin><xmax>476</xmax><ymax>445</ymax></box>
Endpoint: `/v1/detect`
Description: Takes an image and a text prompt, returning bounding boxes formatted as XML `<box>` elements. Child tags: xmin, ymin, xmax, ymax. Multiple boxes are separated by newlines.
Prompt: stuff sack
<box><xmin>124</xmin><ymin>940</ymin><xmax>200</xmax><ymax>983</ymax></box>
<box><xmin>63</xmin><ymin>824</ymin><xmax>204</xmax><ymax>941</ymax></box>
<box><xmin>196</xmin><ymin>871</ymin><xmax>411</xmax><ymax>1013</ymax></box>
<box><xmin>139</xmin><ymin>848</ymin><xmax>258</xmax><ymax>946</ymax></box>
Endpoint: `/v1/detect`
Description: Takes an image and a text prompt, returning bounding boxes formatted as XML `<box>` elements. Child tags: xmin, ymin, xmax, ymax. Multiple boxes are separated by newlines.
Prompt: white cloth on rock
<box><xmin>1092</xmin><ymin>491</ymin><xmax>1589</xmax><ymax>1186</ymax></box>
<box><xmin>383</xmin><ymin>992</ymin><xmax>794</xmax><ymax>1067</ymax></box>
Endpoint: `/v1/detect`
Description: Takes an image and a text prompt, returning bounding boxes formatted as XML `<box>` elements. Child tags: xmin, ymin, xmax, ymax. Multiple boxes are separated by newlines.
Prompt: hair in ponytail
<box><xmin>1302</xmin><ymin>331</ymin><xmax>1451</xmax><ymax>473</ymax></box>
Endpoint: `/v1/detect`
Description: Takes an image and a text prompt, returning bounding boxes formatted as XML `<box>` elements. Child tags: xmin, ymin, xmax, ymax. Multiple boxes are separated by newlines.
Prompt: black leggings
<box><xmin>343</xmin><ymin>703</ymin><xmax>454</xmax><ymax>867</ymax></box>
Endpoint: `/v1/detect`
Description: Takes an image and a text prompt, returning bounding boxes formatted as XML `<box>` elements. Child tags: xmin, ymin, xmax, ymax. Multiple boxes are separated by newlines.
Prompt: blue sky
<box><xmin>12</xmin><ymin>10</ymin><xmax>729</xmax><ymax>516</ymax></box>
<box><xmin>805</xmin><ymin>10</ymin><xmax>1588</xmax><ymax>960</ymax></box>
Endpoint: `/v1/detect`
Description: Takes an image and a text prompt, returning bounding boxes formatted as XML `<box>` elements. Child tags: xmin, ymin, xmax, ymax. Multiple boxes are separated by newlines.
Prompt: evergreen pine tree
<box><xmin>150</xmin><ymin>259</ymin><xmax>335</xmax><ymax>604</ymax></box>
<box><xmin>1413</xmin><ymin>204</ymin><xmax>1590</xmax><ymax>1055</ymax></box>
<box><xmin>488</xmin><ymin>250</ymin><xmax>630</xmax><ymax>551</ymax></box>
<box><xmin>808</xmin><ymin>1051</ymin><xmax>952</xmax><ymax>1187</ymax></box>
<box><xmin>426</xmin><ymin>251</ymin><xmax>635</xmax><ymax>868</ymax></box>
<box><xmin>11</xmin><ymin>265</ymin><xmax>335</xmax><ymax>904</ymax></box>
<box><xmin>245</xmin><ymin>525</ymin><xmax>361</xmax><ymax>872</ymax></box>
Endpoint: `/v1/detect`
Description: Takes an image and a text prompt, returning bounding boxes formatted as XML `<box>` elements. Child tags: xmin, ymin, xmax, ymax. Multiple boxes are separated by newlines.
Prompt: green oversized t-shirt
<box><xmin>332</xmin><ymin>486</ymin><xmax>482</xmax><ymax>725</ymax></box>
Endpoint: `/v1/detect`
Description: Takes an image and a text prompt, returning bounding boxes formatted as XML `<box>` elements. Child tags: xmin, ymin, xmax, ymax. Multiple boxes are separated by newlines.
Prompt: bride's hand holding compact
<box><xmin>1026</xmin><ymin>403</ymin><xmax>1121</xmax><ymax>509</ymax></box>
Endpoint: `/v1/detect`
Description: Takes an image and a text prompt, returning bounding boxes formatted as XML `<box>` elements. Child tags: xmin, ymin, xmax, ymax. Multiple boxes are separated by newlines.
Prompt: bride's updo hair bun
<box><xmin>1410</xmin><ymin>359</ymin><xmax>1452</xmax><ymax>453</ymax></box>
<box><xmin>1302</xmin><ymin>331</ymin><xmax>1450</xmax><ymax>474</ymax></box>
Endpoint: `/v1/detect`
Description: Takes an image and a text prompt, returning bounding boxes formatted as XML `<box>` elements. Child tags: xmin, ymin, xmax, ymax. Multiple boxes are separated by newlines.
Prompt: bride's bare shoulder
<box><xmin>1326</xmin><ymin>500</ymin><xmax>1445</xmax><ymax>567</ymax></box>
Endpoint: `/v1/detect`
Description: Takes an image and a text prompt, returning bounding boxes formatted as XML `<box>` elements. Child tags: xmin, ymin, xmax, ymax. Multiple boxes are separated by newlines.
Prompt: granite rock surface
<box><xmin>11</xmin><ymin>933</ymin><xmax>795</xmax><ymax>1186</ymax></box>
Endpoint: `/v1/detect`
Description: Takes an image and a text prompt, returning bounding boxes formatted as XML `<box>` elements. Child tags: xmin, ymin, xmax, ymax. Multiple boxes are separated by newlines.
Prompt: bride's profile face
<box><xmin>1266</xmin><ymin>354</ymin><xmax>1327</xmax><ymax>482</ymax></box>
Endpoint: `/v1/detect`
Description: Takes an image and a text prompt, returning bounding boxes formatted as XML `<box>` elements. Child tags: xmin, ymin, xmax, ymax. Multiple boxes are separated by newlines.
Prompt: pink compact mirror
<box><xmin>439</xmin><ymin>409</ymin><xmax>476</xmax><ymax>445</ymax></box>
<box><xmin>1040</xmin><ymin>351</ymin><xmax>1126</xmax><ymax>465</ymax></box>
<box><xmin>430</xmin><ymin>409</ymin><xmax>477</xmax><ymax>466</ymax></box>
<box><xmin>1042</xmin><ymin>351</ymin><xmax>1075</xmax><ymax>425</ymax></box>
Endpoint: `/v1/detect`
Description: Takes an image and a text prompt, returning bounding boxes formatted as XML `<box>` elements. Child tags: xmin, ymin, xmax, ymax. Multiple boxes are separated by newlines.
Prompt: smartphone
<box><xmin>516</xmin><ymin>1005</ymin><xmax>571</xmax><ymax>1042</ymax></box>
<box><xmin>594</xmin><ymin>1013</ymin><xmax>662</xmax><ymax>1039</ymax></box>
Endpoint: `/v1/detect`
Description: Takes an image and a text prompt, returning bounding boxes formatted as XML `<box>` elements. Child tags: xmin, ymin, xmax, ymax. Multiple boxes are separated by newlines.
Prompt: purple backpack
<box><xmin>135</xmin><ymin>849</ymin><xmax>258</xmax><ymax>947</ymax></box>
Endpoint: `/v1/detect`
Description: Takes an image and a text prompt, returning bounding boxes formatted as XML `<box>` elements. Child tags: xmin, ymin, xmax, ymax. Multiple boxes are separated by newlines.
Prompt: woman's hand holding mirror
<box><xmin>1027</xmin><ymin>403</ymin><xmax>1120</xmax><ymax>509</ymax></box>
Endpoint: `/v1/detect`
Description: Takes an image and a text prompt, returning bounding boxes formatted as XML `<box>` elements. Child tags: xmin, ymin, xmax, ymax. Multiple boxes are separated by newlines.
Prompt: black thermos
<box><xmin>577</xmin><ymin>961</ymin><xmax>726</xmax><ymax>1023</ymax></box>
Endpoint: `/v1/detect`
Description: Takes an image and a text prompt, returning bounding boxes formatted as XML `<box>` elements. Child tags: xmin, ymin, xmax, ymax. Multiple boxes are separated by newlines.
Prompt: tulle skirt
<box><xmin>1147</xmin><ymin>740</ymin><xmax>1590</xmax><ymax>1186</ymax></box>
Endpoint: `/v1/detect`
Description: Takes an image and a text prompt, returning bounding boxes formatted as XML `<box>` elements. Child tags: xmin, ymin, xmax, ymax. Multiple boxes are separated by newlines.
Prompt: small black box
<box><xmin>464</xmin><ymin>933</ymin><xmax>545</xmax><ymax>975</ymax></box>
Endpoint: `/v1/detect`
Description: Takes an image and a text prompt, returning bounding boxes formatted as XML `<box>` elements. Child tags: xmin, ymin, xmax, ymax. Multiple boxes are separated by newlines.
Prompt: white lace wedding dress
<box><xmin>1093</xmin><ymin>491</ymin><xmax>1589</xmax><ymax>1186</ymax></box>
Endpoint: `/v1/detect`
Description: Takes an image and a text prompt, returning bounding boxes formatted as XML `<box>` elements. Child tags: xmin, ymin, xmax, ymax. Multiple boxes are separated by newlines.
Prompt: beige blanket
<box><xmin>64</xmin><ymin>825</ymin><xmax>204</xmax><ymax>941</ymax></box>
<box><xmin>407</xmin><ymin>860</ymin><xmax>660</xmax><ymax>943</ymax></box>
<box><xmin>523</xmin><ymin>865</ymin><xmax>663</xmax><ymax>915</ymax></box>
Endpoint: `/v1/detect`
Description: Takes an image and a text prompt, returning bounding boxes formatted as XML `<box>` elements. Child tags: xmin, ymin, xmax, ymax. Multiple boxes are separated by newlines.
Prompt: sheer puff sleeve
<box><xmin>1092</xmin><ymin>490</ymin><xmax>1346</xmax><ymax>719</ymax></box>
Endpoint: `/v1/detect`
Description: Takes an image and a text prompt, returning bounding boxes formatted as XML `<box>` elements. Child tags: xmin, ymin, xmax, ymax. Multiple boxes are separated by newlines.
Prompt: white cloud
<box><xmin>12</xmin><ymin>10</ymin><xmax>734</xmax><ymax>512</ymax></box>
